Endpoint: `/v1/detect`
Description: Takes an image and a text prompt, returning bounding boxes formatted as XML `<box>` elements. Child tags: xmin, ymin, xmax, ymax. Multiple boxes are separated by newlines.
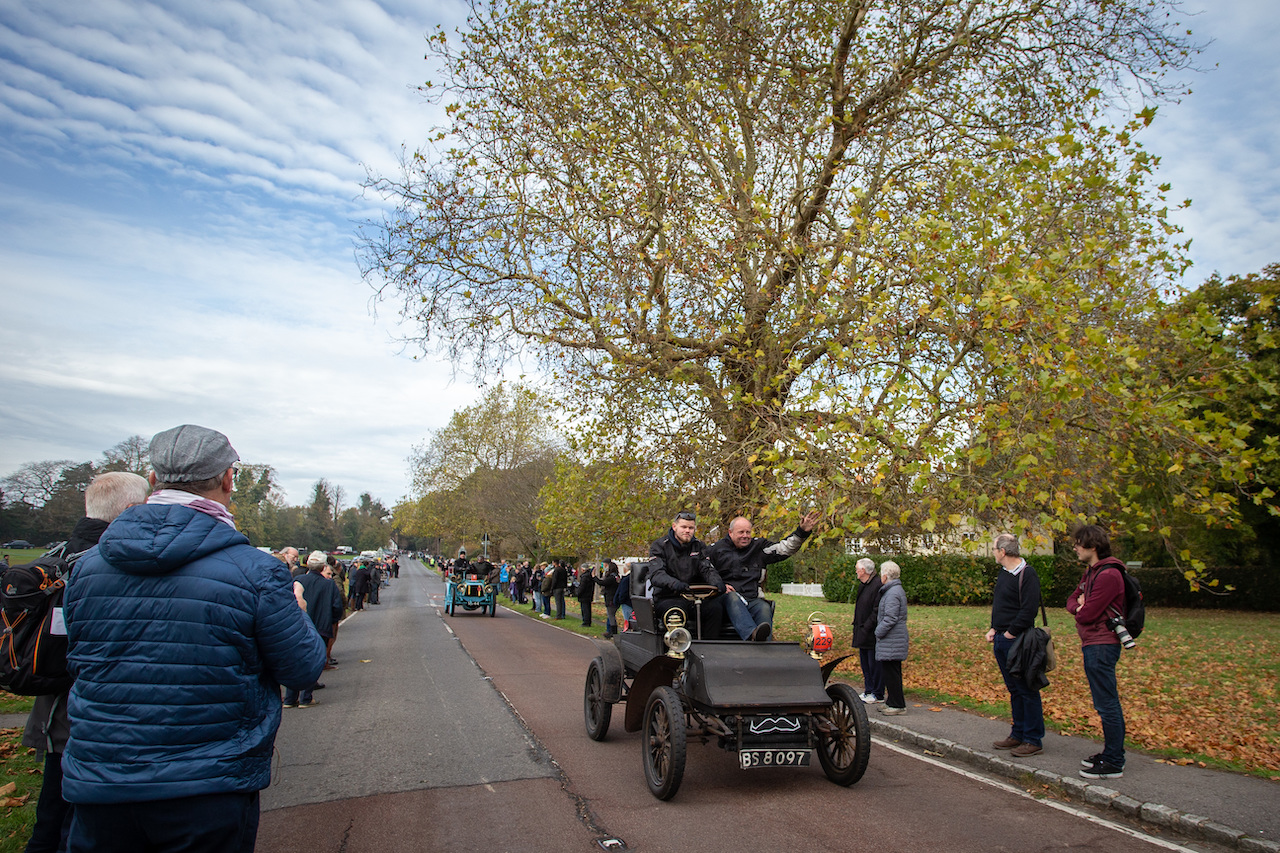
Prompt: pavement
<box><xmin>861</xmin><ymin>696</ymin><xmax>1280</xmax><ymax>852</ymax></box>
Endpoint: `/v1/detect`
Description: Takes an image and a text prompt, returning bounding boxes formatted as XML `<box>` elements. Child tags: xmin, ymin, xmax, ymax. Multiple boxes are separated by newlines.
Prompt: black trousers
<box><xmin>881</xmin><ymin>659</ymin><xmax>905</xmax><ymax>708</ymax></box>
<box><xmin>69</xmin><ymin>791</ymin><xmax>259</xmax><ymax>853</ymax></box>
<box><xmin>25</xmin><ymin>750</ymin><xmax>71</xmax><ymax>853</ymax></box>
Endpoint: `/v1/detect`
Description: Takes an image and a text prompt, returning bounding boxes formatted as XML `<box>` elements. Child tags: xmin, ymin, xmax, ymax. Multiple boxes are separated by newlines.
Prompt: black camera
<box><xmin>1108</xmin><ymin>616</ymin><xmax>1136</xmax><ymax>649</ymax></box>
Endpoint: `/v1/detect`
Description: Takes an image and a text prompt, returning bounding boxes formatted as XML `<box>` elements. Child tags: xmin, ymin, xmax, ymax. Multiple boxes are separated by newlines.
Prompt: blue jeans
<box><xmin>993</xmin><ymin>634</ymin><xmax>1045</xmax><ymax>747</ymax></box>
<box><xmin>1082</xmin><ymin>642</ymin><xmax>1125</xmax><ymax>765</ymax></box>
<box><xmin>858</xmin><ymin>647</ymin><xmax>884</xmax><ymax>699</ymax></box>
<box><xmin>723</xmin><ymin>592</ymin><xmax>771</xmax><ymax>639</ymax></box>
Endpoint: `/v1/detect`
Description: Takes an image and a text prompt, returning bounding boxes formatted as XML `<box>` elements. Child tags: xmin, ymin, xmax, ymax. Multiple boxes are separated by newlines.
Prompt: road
<box><xmin>259</xmin><ymin>559</ymin><xmax>1216</xmax><ymax>853</ymax></box>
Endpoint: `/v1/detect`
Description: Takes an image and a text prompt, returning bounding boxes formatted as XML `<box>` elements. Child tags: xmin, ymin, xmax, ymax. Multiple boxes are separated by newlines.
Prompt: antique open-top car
<box><xmin>582</xmin><ymin>564</ymin><xmax>870</xmax><ymax>800</ymax></box>
<box><xmin>445</xmin><ymin>565</ymin><xmax>498</xmax><ymax>616</ymax></box>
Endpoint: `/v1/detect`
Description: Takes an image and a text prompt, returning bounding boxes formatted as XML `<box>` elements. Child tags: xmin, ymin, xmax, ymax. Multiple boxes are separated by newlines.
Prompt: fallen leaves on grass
<box><xmin>776</xmin><ymin>604</ymin><xmax>1280</xmax><ymax>776</ymax></box>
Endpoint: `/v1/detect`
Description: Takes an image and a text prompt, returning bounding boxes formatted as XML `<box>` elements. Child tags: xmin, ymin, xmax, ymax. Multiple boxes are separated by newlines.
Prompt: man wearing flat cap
<box><xmin>61</xmin><ymin>425</ymin><xmax>327</xmax><ymax>852</ymax></box>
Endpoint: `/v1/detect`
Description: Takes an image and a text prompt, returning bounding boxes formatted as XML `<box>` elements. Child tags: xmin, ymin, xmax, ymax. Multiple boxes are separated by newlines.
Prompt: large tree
<box><xmin>362</xmin><ymin>0</ymin><xmax>1270</xmax><ymax>552</ymax></box>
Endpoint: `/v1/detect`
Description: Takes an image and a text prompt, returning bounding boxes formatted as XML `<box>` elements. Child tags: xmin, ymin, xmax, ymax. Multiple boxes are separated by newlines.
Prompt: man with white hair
<box><xmin>21</xmin><ymin>472</ymin><xmax>149</xmax><ymax>853</ymax></box>
<box><xmin>62</xmin><ymin>425</ymin><xmax>326</xmax><ymax>852</ymax></box>
<box><xmin>850</xmin><ymin>557</ymin><xmax>885</xmax><ymax>704</ymax></box>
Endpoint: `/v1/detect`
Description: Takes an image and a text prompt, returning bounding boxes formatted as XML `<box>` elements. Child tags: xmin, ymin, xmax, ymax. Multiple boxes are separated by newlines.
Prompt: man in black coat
<box><xmin>851</xmin><ymin>558</ymin><xmax>884</xmax><ymax>704</ymax></box>
<box><xmin>708</xmin><ymin>510</ymin><xmax>819</xmax><ymax>641</ymax></box>
<box><xmin>987</xmin><ymin>533</ymin><xmax>1046</xmax><ymax>757</ymax></box>
<box><xmin>575</xmin><ymin>565</ymin><xmax>596</xmax><ymax>627</ymax></box>
<box><xmin>647</xmin><ymin>511</ymin><xmax>725</xmax><ymax>639</ymax></box>
<box><xmin>286</xmin><ymin>552</ymin><xmax>345</xmax><ymax>708</ymax></box>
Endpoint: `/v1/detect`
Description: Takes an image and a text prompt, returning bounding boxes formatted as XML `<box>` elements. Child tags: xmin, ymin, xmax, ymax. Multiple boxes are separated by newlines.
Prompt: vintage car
<box><xmin>582</xmin><ymin>563</ymin><xmax>870</xmax><ymax>800</ymax></box>
<box><xmin>445</xmin><ymin>564</ymin><xmax>498</xmax><ymax>616</ymax></box>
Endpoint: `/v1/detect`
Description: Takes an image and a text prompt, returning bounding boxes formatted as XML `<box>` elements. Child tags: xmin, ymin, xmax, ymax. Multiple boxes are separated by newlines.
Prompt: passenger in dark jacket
<box><xmin>707</xmin><ymin>510</ymin><xmax>818</xmax><ymax>641</ymax></box>
<box><xmin>62</xmin><ymin>425</ymin><xmax>326</xmax><ymax>852</ymax></box>
<box><xmin>647</xmin><ymin>512</ymin><xmax>725</xmax><ymax>639</ymax></box>
<box><xmin>22</xmin><ymin>472</ymin><xmax>150</xmax><ymax>853</ymax></box>
<box><xmin>850</xmin><ymin>558</ymin><xmax>885</xmax><ymax>704</ymax></box>
<box><xmin>986</xmin><ymin>534</ymin><xmax>1046</xmax><ymax>756</ymax></box>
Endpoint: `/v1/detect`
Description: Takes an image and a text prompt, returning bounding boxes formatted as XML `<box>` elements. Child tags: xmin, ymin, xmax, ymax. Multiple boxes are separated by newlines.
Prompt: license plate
<box><xmin>739</xmin><ymin>749</ymin><xmax>811</xmax><ymax>769</ymax></box>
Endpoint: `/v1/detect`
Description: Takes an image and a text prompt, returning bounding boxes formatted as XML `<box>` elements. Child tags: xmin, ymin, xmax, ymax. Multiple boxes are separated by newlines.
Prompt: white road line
<box><xmin>873</xmin><ymin>738</ymin><xmax>1202</xmax><ymax>853</ymax></box>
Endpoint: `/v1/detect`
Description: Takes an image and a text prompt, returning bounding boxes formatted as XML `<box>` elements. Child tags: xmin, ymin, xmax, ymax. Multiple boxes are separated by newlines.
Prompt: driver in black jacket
<box><xmin>647</xmin><ymin>511</ymin><xmax>726</xmax><ymax>638</ymax></box>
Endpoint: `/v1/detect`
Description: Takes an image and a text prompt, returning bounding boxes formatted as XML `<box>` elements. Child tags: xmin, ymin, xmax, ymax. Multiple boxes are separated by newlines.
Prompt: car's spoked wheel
<box><xmin>642</xmin><ymin>686</ymin><xmax>687</xmax><ymax>800</ymax></box>
<box><xmin>816</xmin><ymin>682</ymin><xmax>871</xmax><ymax>786</ymax></box>
<box><xmin>583</xmin><ymin>657</ymin><xmax>613</xmax><ymax>741</ymax></box>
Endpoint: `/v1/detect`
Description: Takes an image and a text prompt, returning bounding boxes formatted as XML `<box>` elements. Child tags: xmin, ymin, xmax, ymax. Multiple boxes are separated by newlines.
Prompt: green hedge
<box><xmin>821</xmin><ymin>553</ymin><xmax>1060</xmax><ymax>606</ymax></box>
<box><xmin>819</xmin><ymin>554</ymin><xmax>1280</xmax><ymax>611</ymax></box>
<box><xmin>764</xmin><ymin>560</ymin><xmax>794</xmax><ymax>593</ymax></box>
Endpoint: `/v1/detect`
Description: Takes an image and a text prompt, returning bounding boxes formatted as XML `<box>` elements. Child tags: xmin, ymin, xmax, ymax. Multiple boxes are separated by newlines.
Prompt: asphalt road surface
<box><xmin>259</xmin><ymin>559</ymin><xmax>1217</xmax><ymax>853</ymax></box>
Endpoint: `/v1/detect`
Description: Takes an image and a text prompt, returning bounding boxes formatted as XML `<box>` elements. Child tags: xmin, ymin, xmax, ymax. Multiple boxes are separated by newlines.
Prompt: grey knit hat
<box><xmin>149</xmin><ymin>425</ymin><xmax>240</xmax><ymax>483</ymax></box>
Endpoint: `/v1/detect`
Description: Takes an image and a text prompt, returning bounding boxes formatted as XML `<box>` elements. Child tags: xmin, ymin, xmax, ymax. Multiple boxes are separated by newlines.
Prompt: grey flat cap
<box><xmin>149</xmin><ymin>425</ymin><xmax>240</xmax><ymax>483</ymax></box>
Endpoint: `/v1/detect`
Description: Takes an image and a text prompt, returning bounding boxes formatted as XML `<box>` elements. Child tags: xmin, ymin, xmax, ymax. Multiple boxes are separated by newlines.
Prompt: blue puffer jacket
<box><xmin>62</xmin><ymin>504</ymin><xmax>326</xmax><ymax>804</ymax></box>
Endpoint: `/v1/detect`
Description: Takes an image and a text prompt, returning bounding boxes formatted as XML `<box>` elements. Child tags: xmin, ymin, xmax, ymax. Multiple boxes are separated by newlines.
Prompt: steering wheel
<box><xmin>681</xmin><ymin>583</ymin><xmax>721</xmax><ymax>601</ymax></box>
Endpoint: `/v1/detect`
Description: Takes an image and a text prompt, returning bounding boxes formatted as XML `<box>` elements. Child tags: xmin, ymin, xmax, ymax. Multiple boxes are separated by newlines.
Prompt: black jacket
<box><xmin>991</xmin><ymin>563</ymin><xmax>1041</xmax><ymax>636</ymax></box>
<box><xmin>1007</xmin><ymin>626</ymin><xmax>1051</xmax><ymax>690</ymax></box>
<box><xmin>647</xmin><ymin>530</ymin><xmax>724</xmax><ymax>596</ymax></box>
<box><xmin>297</xmin><ymin>569</ymin><xmax>344</xmax><ymax>639</ymax></box>
<box><xmin>22</xmin><ymin>516</ymin><xmax>109</xmax><ymax>755</ymax></box>
<box><xmin>707</xmin><ymin>526</ymin><xmax>811</xmax><ymax>600</ymax></box>
<box><xmin>576</xmin><ymin>570</ymin><xmax>596</xmax><ymax>601</ymax></box>
<box><xmin>851</xmin><ymin>573</ymin><xmax>883</xmax><ymax>649</ymax></box>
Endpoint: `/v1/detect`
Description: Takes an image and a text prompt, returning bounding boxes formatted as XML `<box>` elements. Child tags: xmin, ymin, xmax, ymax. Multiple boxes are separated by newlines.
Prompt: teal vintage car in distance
<box><xmin>445</xmin><ymin>562</ymin><xmax>498</xmax><ymax>617</ymax></box>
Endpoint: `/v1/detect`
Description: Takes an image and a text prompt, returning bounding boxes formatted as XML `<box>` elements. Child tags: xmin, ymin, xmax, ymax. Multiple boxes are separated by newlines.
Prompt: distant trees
<box><xmin>2</xmin><ymin>439</ymin><xmax>393</xmax><ymax>551</ymax></box>
<box><xmin>395</xmin><ymin>383</ymin><xmax>561</xmax><ymax>558</ymax></box>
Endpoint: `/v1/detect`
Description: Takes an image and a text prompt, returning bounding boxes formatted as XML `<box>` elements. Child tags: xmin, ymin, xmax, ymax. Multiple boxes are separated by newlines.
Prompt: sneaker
<box><xmin>1079</xmin><ymin>759</ymin><xmax>1123</xmax><ymax>779</ymax></box>
<box><xmin>749</xmin><ymin>623</ymin><xmax>772</xmax><ymax>642</ymax></box>
<box><xmin>1080</xmin><ymin>753</ymin><xmax>1104</xmax><ymax>768</ymax></box>
<box><xmin>1011</xmin><ymin>742</ymin><xmax>1043</xmax><ymax>757</ymax></box>
<box><xmin>297</xmin><ymin>699</ymin><xmax>319</xmax><ymax>709</ymax></box>
<box><xmin>992</xmin><ymin>737</ymin><xmax>1022</xmax><ymax>750</ymax></box>
<box><xmin>879</xmin><ymin>705</ymin><xmax>907</xmax><ymax>716</ymax></box>
<box><xmin>283</xmin><ymin>702</ymin><xmax>299</xmax><ymax>709</ymax></box>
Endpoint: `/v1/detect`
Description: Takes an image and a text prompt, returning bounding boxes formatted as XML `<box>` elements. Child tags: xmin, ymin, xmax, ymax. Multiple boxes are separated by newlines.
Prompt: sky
<box><xmin>1</xmin><ymin>0</ymin><xmax>1278</xmax><ymax>511</ymax></box>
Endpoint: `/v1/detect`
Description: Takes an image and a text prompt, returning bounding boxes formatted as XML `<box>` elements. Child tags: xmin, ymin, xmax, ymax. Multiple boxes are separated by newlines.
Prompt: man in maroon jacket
<box><xmin>1066</xmin><ymin>524</ymin><xmax>1127</xmax><ymax>780</ymax></box>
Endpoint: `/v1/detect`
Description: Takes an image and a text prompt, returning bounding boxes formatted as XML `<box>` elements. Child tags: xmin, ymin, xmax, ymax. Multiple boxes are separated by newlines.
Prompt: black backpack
<box><xmin>1116</xmin><ymin>566</ymin><xmax>1146</xmax><ymax>639</ymax></box>
<box><xmin>0</xmin><ymin>546</ymin><xmax>80</xmax><ymax>696</ymax></box>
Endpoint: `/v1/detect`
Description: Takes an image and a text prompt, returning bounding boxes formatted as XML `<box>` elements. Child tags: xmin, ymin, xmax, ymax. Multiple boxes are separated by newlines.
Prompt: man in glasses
<box><xmin>646</xmin><ymin>511</ymin><xmax>726</xmax><ymax>639</ymax></box>
<box><xmin>61</xmin><ymin>424</ymin><xmax>326</xmax><ymax>852</ymax></box>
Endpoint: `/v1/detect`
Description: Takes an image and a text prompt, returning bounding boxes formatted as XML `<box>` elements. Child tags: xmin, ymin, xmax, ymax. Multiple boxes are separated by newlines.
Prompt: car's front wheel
<box><xmin>816</xmin><ymin>682</ymin><xmax>871</xmax><ymax>786</ymax></box>
<box><xmin>642</xmin><ymin>686</ymin><xmax>687</xmax><ymax>800</ymax></box>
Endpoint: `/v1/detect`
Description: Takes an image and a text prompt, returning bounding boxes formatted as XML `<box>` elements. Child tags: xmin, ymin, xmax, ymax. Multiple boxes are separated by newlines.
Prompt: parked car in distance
<box><xmin>2</xmin><ymin>540</ymin><xmax>35</xmax><ymax>549</ymax></box>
